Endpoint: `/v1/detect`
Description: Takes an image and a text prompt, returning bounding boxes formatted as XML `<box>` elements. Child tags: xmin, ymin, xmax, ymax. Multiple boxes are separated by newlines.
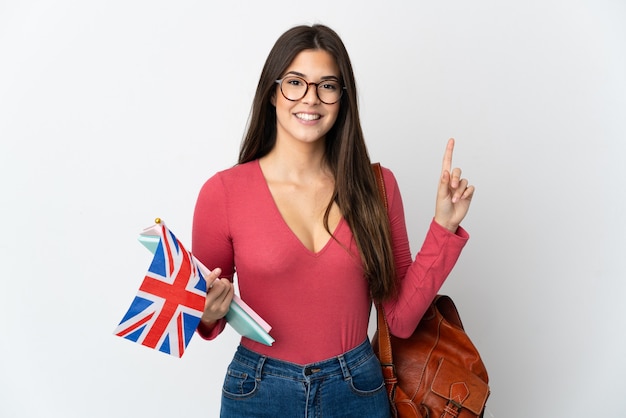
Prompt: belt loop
<box><xmin>255</xmin><ymin>355</ymin><xmax>266</xmax><ymax>382</ymax></box>
<box><xmin>337</xmin><ymin>354</ymin><xmax>351</xmax><ymax>380</ymax></box>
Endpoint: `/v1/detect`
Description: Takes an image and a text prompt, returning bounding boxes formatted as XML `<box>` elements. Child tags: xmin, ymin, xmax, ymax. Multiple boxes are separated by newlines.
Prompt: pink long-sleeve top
<box><xmin>192</xmin><ymin>160</ymin><xmax>468</xmax><ymax>365</ymax></box>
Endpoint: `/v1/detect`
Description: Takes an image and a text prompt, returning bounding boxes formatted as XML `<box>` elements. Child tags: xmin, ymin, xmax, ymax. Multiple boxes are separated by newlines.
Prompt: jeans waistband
<box><xmin>232</xmin><ymin>338</ymin><xmax>375</xmax><ymax>381</ymax></box>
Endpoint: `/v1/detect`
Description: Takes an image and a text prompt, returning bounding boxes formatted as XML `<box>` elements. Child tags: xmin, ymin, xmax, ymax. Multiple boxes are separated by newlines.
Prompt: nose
<box><xmin>302</xmin><ymin>82</ymin><xmax>321</xmax><ymax>104</ymax></box>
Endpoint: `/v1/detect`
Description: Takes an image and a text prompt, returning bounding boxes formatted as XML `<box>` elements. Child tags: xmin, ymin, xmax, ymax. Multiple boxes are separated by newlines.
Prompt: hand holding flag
<box><xmin>114</xmin><ymin>219</ymin><xmax>274</xmax><ymax>358</ymax></box>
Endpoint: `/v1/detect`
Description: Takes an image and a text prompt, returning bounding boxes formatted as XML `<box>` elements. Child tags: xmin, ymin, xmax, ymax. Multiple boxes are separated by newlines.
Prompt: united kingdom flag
<box><xmin>114</xmin><ymin>221</ymin><xmax>207</xmax><ymax>357</ymax></box>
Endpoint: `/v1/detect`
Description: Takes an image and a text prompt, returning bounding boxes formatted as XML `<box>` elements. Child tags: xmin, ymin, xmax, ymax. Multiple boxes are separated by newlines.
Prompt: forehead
<box><xmin>285</xmin><ymin>49</ymin><xmax>340</xmax><ymax>78</ymax></box>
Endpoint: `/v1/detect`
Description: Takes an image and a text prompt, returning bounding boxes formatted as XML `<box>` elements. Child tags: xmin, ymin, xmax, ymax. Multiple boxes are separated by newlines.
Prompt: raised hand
<box><xmin>434</xmin><ymin>138</ymin><xmax>475</xmax><ymax>233</ymax></box>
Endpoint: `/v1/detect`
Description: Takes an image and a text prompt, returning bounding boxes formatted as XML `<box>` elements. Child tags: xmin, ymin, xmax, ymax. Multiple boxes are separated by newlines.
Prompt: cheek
<box><xmin>327</xmin><ymin>106</ymin><xmax>341</xmax><ymax>127</ymax></box>
<box><xmin>274</xmin><ymin>93</ymin><xmax>294</xmax><ymax>114</ymax></box>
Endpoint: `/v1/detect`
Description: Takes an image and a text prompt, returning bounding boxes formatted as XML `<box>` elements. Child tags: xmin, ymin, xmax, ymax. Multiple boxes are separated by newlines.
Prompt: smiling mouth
<box><xmin>295</xmin><ymin>113</ymin><xmax>321</xmax><ymax>121</ymax></box>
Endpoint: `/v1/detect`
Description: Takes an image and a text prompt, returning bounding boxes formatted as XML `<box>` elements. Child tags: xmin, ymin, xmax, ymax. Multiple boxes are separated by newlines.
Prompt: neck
<box><xmin>260</xmin><ymin>139</ymin><xmax>330</xmax><ymax>183</ymax></box>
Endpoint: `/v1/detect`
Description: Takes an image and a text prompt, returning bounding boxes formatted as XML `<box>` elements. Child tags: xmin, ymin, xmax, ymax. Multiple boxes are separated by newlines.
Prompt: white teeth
<box><xmin>295</xmin><ymin>113</ymin><xmax>320</xmax><ymax>121</ymax></box>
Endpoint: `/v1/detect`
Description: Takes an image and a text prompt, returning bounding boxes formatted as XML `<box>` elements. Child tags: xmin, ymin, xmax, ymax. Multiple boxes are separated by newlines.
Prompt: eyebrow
<box><xmin>284</xmin><ymin>71</ymin><xmax>340</xmax><ymax>81</ymax></box>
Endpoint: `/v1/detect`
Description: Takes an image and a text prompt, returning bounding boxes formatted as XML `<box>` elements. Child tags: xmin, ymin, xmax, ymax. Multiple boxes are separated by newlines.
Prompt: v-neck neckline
<box><xmin>255</xmin><ymin>160</ymin><xmax>344</xmax><ymax>257</ymax></box>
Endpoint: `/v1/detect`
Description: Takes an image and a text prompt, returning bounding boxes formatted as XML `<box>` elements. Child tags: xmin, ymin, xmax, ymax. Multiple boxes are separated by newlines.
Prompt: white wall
<box><xmin>1</xmin><ymin>1</ymin><xmax>625</xmax><ymax>417</ymax></box>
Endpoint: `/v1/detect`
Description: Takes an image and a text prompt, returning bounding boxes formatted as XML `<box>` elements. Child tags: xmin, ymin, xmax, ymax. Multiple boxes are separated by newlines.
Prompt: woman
<box><xmin>192</xmin><ymin>24</ymin><xmax>474</xmax><ymax>418</ymax></box>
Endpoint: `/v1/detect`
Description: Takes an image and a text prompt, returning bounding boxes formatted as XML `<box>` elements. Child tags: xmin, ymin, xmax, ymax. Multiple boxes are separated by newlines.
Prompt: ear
<box><xmin>270</xmin><ymin>91</ymin><xmax>276</xmax><ymax>106</ymax></box>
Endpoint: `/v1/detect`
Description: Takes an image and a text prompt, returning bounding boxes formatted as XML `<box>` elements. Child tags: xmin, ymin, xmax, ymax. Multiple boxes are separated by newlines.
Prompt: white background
<box><xmin>1</xmin><ymin>1</ymin><xmax>625</xmax><ymax>417</ymax></box>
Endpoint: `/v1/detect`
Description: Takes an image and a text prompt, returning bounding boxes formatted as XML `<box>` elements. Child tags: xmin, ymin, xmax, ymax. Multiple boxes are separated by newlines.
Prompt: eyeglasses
<box><xmin>275</xmin><ymin>76</ymin><xmax>345</xmax><ymax>105</ymax></box>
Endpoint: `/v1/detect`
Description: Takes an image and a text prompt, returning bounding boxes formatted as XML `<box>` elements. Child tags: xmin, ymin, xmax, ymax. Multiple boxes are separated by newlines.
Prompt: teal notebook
<box><xmin>138</xmin><ymin>230</ymin><xmax>274</xmax><ymax>346</ymax></box>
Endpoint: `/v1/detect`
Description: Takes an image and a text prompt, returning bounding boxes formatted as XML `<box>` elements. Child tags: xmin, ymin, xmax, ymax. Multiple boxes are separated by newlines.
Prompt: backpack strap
<box><xmin>371</xmin><ymin>163</ymin><xmax>398</xmax><ymax>401</ymax></box>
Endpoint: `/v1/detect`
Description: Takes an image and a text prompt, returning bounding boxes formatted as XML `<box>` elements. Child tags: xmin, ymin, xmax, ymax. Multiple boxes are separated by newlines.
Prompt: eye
<box><xmin>285</xmin><ymin>77</ymin><xmax>305</xmax><ymax>86</ymax></box>
<box><xmin>320</xmin><ymin>81</ymin><xmax>339</xmax><ymax>91</ymax></box>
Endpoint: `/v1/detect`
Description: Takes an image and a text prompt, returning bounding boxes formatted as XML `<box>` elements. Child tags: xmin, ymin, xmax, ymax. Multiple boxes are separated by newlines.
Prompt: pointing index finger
<box><xmin>442</xmin><ymin>138</ymin><xmax>455</xmax><ymax>174</ymax></box>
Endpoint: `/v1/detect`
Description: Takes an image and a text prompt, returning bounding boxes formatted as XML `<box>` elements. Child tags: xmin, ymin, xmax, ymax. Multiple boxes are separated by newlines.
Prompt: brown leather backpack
<box><xmin>373</xmin><ymin>296</ymin><xmax>490</xmax><ymax>417</ymax></box>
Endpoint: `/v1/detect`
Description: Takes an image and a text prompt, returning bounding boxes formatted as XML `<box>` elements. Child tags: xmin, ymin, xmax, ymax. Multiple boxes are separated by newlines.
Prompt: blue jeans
<box><xmin>220</xmin><ymin>338</ymin><xmax>391</xmax><ymax>418</ymax></box>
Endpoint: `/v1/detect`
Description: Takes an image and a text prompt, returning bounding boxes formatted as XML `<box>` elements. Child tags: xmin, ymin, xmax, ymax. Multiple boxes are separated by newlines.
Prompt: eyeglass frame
<box><xmin>274</xmin><ymin>76</ymin><xmax>346</xmax><ymax>105</ymax></box>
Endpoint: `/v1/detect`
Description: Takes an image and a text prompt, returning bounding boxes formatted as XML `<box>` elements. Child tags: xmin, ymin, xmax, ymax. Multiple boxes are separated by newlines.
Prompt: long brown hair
<box><xmin>239</xmin><ymin>24</ymin><xmax>397</xmax><ymax>301</ymax></box>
